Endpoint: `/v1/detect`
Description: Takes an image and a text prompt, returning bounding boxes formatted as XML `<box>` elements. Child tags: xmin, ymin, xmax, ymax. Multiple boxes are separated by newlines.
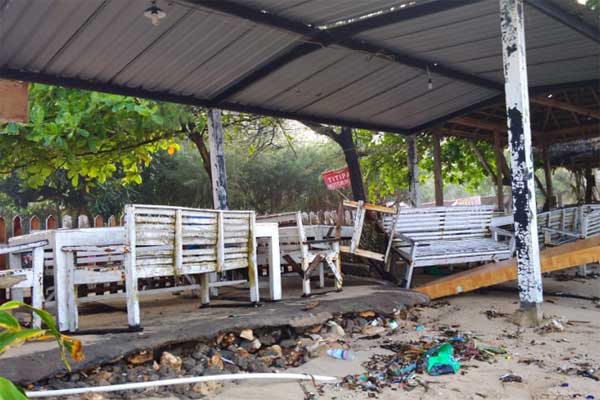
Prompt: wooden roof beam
<box><xmin>531</xmin><ymin>95</ymin><xmax>600</xmax><ymax>120</ymax></box>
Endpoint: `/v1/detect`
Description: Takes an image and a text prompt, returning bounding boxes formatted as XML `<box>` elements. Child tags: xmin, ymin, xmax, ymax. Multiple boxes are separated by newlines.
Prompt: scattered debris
<box><xmin>426</xmin><ymin>343</ymin><xmax>460</xmax><ymax>376</ymax></box>
<box><xmin>239</xmin><ymin>329</ymin><xmax>254</xmax><ymax>341</ymax></box>
<box><xmin>302</xmin><ymin>301</ymin><xmax>320</xmax><ymax>311</ymax></box>
<box><xmin>327</xmin><ymin>349</ymin><xmax>355</xmax><ymax>361</ymax></box>
<box><xmin>484</xmin><ymin>309</ymin><xmax>509</xmax><ymax>319</ymax></box>
<box><xmin>499</xmin><ymin>373</ymin><xmax>523</xmax><ymax>383</ymax></box>
<box><xmin>536</xmin><ymin>318</ymin><xmax>566</xmax><ymax>334</ymax></box>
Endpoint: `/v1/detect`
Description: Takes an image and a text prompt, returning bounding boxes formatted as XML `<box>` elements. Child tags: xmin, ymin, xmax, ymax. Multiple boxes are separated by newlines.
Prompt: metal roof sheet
<box><xmin>0</xmin><ymin>0</ymin><xmax>598</xmax><ymax>133</ymax></box>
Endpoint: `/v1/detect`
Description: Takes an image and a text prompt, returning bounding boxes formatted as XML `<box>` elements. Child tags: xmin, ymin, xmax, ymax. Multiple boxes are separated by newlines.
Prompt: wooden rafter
<box><xmin>531</xmin><ymin>95</ymin><xmax>600</xmax><ymax>120</ymax></box>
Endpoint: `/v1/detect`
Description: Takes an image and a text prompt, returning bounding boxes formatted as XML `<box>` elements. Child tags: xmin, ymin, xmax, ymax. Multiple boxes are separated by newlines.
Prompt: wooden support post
<box><xmin>501</xmin><ymin>0</ymin><xmax>543</xmax><ymax>324</ymax></box>
<box><xmin>208</xmin><ymin>108</ymin><xmax>228</xmax><ymax>295</ymax></box>
<box><xmin>0</xmin><ymin>217</ymin><xmax>5</xmax><ymax>300</ymax></box>
<box><xmin>494</xmin><ymin>132</ymin><xmax>506</xmax><ymax>211</ymax></box>
<box><xmin>542</xmin><ymin>146</ymin><xmax>554</xmax><ymax>210</ymax></box>
<box><xmin>124</xmin><ymin>206</ymin><xmax>140</xmax><ymax>328</ymax></box>
<box><xmin>433</xmin><ymin>133</ymin><xmax>443</xmax><ymax>206</ymax></box>
<box><xmin>585</xmin><ymin>167</ymin><xmax>595</xmax><ymax>204</ymax></box>
<box><xmin>406</xmin><ymin>135</ymin><xmax>420</xmax><ymax>207</ymax></box>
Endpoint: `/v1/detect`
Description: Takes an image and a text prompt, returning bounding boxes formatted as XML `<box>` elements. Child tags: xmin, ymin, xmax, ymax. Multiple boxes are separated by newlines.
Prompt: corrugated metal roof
<box><xmin>0</xmin><ymin>0</ymin><xmax>598</xmax><ymax>133</ymax></box>
<box><xmin>224</xmin><ymin>0</ymin><xmax>426</xmax><ymax>27</ymax></box>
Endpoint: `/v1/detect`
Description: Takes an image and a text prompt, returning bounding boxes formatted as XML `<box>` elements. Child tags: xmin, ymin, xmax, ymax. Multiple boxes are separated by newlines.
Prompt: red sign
<box><xmin>322</xmin><ymin>167</ymin><xmax>351</xmax><ymax>190</ymax></box>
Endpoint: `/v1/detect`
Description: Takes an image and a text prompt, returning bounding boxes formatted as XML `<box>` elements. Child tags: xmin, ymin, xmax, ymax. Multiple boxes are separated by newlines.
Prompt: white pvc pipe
<box><xmin>26</xmin><ymin>373</ymin><xmax>338</xmax><ymax>398</ymax></box>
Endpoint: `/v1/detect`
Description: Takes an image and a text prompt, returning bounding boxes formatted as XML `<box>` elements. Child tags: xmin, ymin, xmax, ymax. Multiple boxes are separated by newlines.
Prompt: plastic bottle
<box><xmin>326</xmin><ymin>348</ymin><xmax>355</xmax><ymax>361</ymax></box>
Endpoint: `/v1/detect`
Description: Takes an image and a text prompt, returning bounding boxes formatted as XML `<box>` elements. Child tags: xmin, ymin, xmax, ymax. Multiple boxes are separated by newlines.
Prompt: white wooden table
<box><xmin>9</xmin><ymin>227</ymin><xmax>124</xmax><ymax>331</ymax></box>
<box><xmin>9</xmin><ymin>222</ymin><xmax>282</xmax><ymax>331</ymax></box>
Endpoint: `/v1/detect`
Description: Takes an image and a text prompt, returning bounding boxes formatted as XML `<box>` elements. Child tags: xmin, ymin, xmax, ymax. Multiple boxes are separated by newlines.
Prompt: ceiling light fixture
<box><xmin>144</xmin><ymin>1</ymin><xmax>166</xmax><ymax>26</ymax></box>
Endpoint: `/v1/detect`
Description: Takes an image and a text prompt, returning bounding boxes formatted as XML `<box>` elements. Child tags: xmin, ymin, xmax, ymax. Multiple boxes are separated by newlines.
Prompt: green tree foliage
<box><xmin>0</xmin><ymin>84</ymin><xmax>186</xmax><ymax>188</ymax></box>
<box><xmin>359</xmin><ymin>132</ymin><xmax>495</xmax><ymax>202</ymax></box>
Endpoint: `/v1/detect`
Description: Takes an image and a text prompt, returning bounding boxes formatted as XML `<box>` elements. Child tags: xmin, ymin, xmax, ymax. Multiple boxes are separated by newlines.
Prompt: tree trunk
<box><xmin>334</xmin><ymin>127</ymin><xmax>366</xmax><ymax>202</ymax></box>
<box><xmin>188</xmin><ymin>130</ymin><xmax>212</xmax><ymax>180</ymax></box>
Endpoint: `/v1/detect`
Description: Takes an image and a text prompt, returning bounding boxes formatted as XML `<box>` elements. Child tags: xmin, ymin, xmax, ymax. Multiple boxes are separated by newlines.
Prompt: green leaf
<box><xmin>0</xmin><ymin>301</ymin><xmax>24</xmax><ymax>311</ymax></box>
<box><xmin>0</xmin><ymin>311</ymin><xmax>21</xmax><ymax>332</ymax></box>
<box><xmin>0</xmin><ymin>329</ymin><xmax>46</xmax><ymax>354</ymax></box>
<box><xmin>0</xmin><ymin>377</ymin><xmax>28</xmax><ymax>400</ymax></box>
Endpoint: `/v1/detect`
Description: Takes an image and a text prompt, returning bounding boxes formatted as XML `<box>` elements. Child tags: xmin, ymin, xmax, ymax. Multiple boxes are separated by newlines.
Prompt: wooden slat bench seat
<box><xmin>383</xmin><ymin>205</ymin><xmax>514</xmax><ymax>288</ymax></box>
<box><xmin>257</xmin><ymin>212</ymin><xmax>345</xmax><ymax>296</ymax></box>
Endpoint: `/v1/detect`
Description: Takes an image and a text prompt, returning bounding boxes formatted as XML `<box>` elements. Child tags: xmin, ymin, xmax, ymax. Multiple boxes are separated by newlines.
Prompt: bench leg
<box><xmin>31</xmin><ymin>247</ymin><xmax>44</xmax><ymax>329</ymax></box>
<box><xmin>404</xmin><ymin>262</ymin><xmax>415</xmax><ymax>289</ymax></box>
<box><xmin>318</xmin><ymin>263</ymin><xmax>325</xmax><ymax>289</ymax></box>
<box><xmin>64</xmin><ymin>252</ymin><xmax>78</xmax><ymax>332</ymax></box>
<box><xmin>578</xmin><ymin>264</ymin><xmax>588</xmax><ymax>277</ymax></box>
<box><xmin>302</xmin><ymin>258</ymin><xmax>311</xmax><ymax>297</ymax></box>
<box><xmin>200</xmin><ymin>273</ymin><xmax>210</xmax><ymax>307</ymax></box>
<box><xmin>125</xmin><ymin>262</ymin><xmax>140</xmax><ymax>329</ymax></box>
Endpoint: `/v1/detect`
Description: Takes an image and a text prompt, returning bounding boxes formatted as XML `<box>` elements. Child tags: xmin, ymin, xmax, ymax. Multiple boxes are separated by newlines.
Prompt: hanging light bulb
<box><xmin>426</xmin><ymin>65</ymin><xmax>433</xmax><ymax>90</ymax></box>
<box><xmin>144</xmin><ymin>1</ymin><xmax>166</xmax><ymax>26</ymax></box>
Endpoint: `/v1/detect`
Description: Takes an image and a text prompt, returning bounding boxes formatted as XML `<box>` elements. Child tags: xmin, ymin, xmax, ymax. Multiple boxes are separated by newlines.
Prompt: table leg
<box><xmin>268</xmin><ymin>236</ymin><xmax>282</xmax><ymax>301</ymax></box>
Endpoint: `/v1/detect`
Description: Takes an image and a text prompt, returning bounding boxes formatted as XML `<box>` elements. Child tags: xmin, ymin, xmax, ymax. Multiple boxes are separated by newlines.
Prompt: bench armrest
<box><xmin>393</xmin><ymin>231</ymin><xmax>416</xmax><ymax>246</ymax></box>
<box><xmin>490</xmin><ymin>226</ymin><xmax>514</xmax><ymax>238</ymax></box>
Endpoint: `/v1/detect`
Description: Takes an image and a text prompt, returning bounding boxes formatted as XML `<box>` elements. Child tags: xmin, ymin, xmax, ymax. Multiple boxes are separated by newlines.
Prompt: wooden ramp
<box><xmin>416</xmin><ymin>236</ymin><xmax>600</xmax><ymax>300</ymax></box>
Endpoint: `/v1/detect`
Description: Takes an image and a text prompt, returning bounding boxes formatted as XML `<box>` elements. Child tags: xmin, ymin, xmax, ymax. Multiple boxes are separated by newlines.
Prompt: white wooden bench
<box><xmin>382</xmin><ymin>205</ymin><xmax>514</xmax><ymax>288</ymax></box>
<box><xmin>124</xmin><ymin>204</ymin><xmax>259</xmax><ymax>328</ymax></box>
<box><xmin>257</xmin><ymin>212</ymin><xmax>344</xmax><ymax>296</ymax></box>
<box><xmin>0</xmin><ymin>240</ymin><xmax>48</xmax><ymax>328</ymax></box>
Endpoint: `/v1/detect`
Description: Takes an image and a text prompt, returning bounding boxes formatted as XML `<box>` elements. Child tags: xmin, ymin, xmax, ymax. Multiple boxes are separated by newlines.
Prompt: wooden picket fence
<box><xmin>0</xmin><ymin>213</ymin><xmax>123</xmax><ymax>270</ymax></box>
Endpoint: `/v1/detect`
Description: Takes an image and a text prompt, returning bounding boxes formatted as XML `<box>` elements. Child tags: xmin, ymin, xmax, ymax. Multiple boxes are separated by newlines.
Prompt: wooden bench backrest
<box><xmin>582</xmin><ymin>209</ymin><xmax>600</xmax><ymax>237</ymax></box>
<box><xmin>383</xmin><ymin>205</ymin><xmax>496</xmax><ymax>241</ymax></box>
<box><xmin>125</xmin><ymin>205</ymin><xmax>255</xmax><ymax>279</ymax></box>
<box><xmin>536</xmin><ymin>206</ymin><xmax>579</xmax><ymax>245</ymax></box>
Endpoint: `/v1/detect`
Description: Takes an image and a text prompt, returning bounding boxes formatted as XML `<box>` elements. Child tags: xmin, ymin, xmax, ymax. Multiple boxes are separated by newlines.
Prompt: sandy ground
<box><xmin>215</xmin><ymin>282</ymin><xmax>600</xmax><ymax>400</ymax></box>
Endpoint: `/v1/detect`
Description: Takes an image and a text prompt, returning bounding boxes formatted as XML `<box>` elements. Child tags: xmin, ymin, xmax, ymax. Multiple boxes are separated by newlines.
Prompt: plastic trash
<box><xmin>388</xmin><ymin>320</ymin><xmax>399</xmax><ymax>331</ymax></box>
<box><xmin>426</xmin><ymin>343</ymin><xmax>461</xmax><ymax>376</ymax></box>
<box><xmin>326</xmin><ymin>348</ymin><xmax>355</xmax><ymax>361</ymax></box>
<box><xmin>416</xmin><ymin>325</ymin><xmax>425</xmax><ymax>332</ymax></box>
<box><xmin>391</xmin><ymin>362</ymin><xmax>417</xmax><ymax>376</ymax></box>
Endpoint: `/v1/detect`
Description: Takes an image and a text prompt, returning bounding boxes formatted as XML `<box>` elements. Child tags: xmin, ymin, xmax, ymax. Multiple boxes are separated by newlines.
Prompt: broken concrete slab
<box><xmin>2</xmin><ymin>284</ymin><xmax>427</xmax><ymax>384</ymax></box>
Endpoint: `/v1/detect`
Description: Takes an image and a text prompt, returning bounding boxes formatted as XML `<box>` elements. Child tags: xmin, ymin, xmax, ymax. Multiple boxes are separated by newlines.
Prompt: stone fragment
<box><xmin>160</xmin><ymin>352</ymin><xmax>182</xmax><ymax>371</ymax></box>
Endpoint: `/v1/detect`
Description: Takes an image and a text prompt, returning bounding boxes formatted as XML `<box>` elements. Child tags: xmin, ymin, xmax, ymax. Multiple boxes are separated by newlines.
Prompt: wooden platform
<box><xmin>416</xmin><ymin>236</ymin><xmax>600</xmax><ymax>300</ymax></box>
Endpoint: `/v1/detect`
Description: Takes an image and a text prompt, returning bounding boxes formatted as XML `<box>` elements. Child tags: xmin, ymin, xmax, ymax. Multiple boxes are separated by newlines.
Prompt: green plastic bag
<box><xmin>426</xmin><ymin>343</ymin><xmax>461</xmax><ymax>376</ymax></box>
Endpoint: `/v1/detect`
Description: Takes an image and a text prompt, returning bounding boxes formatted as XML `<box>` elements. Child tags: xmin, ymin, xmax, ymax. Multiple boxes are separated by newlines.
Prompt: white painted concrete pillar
<box><xmin>500</xmin><ymin>0</ymin><xmax>543</xmax><ymax>322</ymax></box>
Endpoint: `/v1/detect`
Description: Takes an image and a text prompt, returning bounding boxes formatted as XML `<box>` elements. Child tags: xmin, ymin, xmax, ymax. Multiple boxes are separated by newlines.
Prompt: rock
<box><xmin>160</xmin><ymin>351</ymin><xmax>182</xmax><ymax>371</ymax></box>
<box><xmin>224</xmin><ymin>363</ymin><xmax>241</xmax><ymax>373</ymax></box>
<box><xmin>127</xmin><ymin>350</ymin><xmax>154</xmax><ymax>366</ymax></box>
<box><xmin>240</xmin><ymin>328</ymin><xmax>255</xmax><ymax>341</ymax></box>
<box><xmin>240</xmin><ymin>338</ymin><xmax>262</xmax><ymax>353</ymax></box>
<box><xmin>247</xmin><ymin>359</ymin><xmax>269</xmax><ymax>373</ymax></box>
<box><xmin>279</xmin><ymin>339</ymin><xmax>298</xmax><ymax>349</ymax></box>
<box><xmin>220</xmin><ymin>349</ymin><xmax>235</xmax><ymax>361</ymax></box>
<box><xmin>182</xmin><ymin>357</ymin><xmax>197</xmax><ymax>372</ymax></box>
<box><xmin>208</xmin><ymin>353</ymin><xmax>224</xmax><ymax>369</ymax></box>
<box><xmin>306</xmin><ymin>324</ymin><xmax>323</xmax><ymax>334</ymax></box>
<box><xmin>194</xmin><ymin>343</ymin><xmax>211</xmax><ymax>355</ymax></box>
<box><xmin>81</xmin><ymin>393</ymin><xmax>104</xmax><ymax>400</ymax></box>
<box><xmin>69</xmin><ymin>373</ymin><xmax>80</xmax><ymax>383</ymax></box>
<box><xmin>96</xmin><ymin>370</ymin><xmax>112</xmax><ymax>383</ymax></box>
<box><xmin>158</xmin><ymin>366</ymin><xmax>177</xmax><ymax>379</ymax></box>
<box><xmin>189</xmin><ymin>364</ymin><xmax>206</xmax><ymax>376</ymax></box>
<box><xmin>152</xmin><ymin>361</ymin><xmax>160</xmax><ymax>371</ymax></box>
<box><xmin>205</xmin><ymin>365</ymin><xmax>226</xmax><ymax>376</ymax></box>
<box><xmin>231</xmin><ymin>352</ymin><xmax>249</xmax><ymax>370</ymax></box>
<box><xmin>192</xmin><ymin>381</ymin><xmax>222</xmax><ymax>395</ymax></box>
<box><xmin>261</xmin><ymin>344</ymin><xmax>283</xmax><ymax>358</ymax></box>
<box><xmin>273</xmin><ymin>358</ymin><xmax>287</xmax><ymax>369</ymax></box>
